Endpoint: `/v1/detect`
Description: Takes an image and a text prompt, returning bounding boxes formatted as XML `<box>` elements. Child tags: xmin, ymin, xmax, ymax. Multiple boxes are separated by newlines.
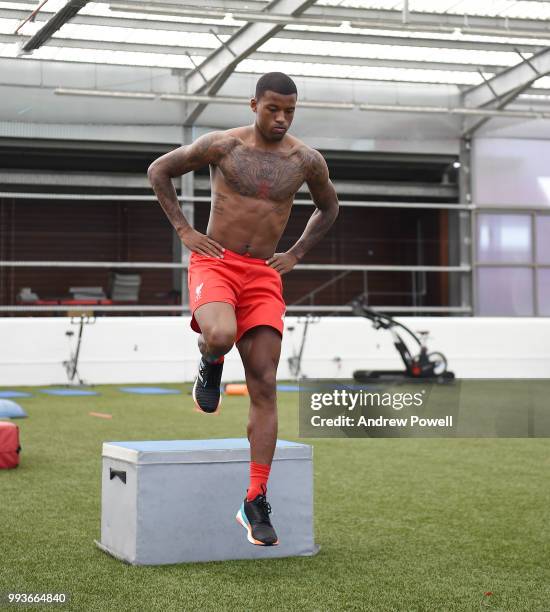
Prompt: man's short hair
<box><xmin>255</xmin><ymin>72</ymin><xmax>297</xmax><ymax>100</ymax></box>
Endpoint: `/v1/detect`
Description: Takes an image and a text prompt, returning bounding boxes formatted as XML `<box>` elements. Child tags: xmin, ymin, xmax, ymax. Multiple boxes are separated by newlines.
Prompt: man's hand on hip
<box><xmin>265</xmin><ymin>252</ymin><xmax>298</xmax><ymax>274</ymax></box>
<box><xmin>180</xmin><ymin>228</ymin><xmax>225</xmax><ymax>258</ymax></box>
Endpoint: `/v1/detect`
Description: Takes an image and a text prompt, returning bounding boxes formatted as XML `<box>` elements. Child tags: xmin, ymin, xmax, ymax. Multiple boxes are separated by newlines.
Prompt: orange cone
<box><xmin>224</xmin><ymin>383</ymin><xmax>249</xmax><ymax>396</ymax></box>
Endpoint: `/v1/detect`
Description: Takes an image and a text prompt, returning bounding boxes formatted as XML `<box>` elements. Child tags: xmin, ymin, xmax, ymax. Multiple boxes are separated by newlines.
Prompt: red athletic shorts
<box><xmin>188</xmin><ymin>249</ymin><xmax>286</xmax><ymax>342</ymax></box>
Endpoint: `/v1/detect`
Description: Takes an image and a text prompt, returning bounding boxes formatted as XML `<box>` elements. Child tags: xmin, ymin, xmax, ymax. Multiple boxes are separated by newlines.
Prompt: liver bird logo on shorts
<box><xmin>195</xmin><ymin>282</ymin><xmax>204</xmax><ymax>302</ymax></box>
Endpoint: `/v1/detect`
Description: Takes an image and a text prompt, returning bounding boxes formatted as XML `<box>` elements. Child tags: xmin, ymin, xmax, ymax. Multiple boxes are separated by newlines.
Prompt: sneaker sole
<box><xmin>235</xmin><ymin>507</ymin><xmax>279</xmax><ymax>547</ymax></box>
<box><xmin>192</xmin><ymin>378</ymin><xmax>222</xmax><ymax>415</ymax></box>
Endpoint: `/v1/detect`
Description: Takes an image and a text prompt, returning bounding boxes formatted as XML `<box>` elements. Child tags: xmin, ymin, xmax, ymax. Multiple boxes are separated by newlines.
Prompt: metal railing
<box><xmin>0</xmin><ymin>261</ymin><xmax>470</xmax><ymax>272</ymax></box>
<box><xmin>0</xmin><ymin>304</ymin><xmax>473</xmax><ymax>314</ymax></box>
<box><xmin>0</xmin><ymin>191</ymin><xmax>473</xmax><ymax>209</ymax></box>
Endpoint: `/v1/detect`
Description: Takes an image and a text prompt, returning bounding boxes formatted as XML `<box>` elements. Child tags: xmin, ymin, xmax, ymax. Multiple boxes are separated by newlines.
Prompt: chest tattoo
<box><xmin>218</xmin><ymin>146</ymin><xmax>305</xmax><ymax>201</ymax></box>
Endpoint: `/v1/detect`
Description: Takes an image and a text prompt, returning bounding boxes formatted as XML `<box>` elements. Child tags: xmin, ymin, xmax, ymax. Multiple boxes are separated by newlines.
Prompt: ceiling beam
<box><xmin>0</xmin><ymin>53</ymin><xmax>489</xmax><ymax>88</ymax></box>
<box><xmin>462</xmin><ymin>83</ymin><xmax>535</xmax><ymax>137</ymax></box>
<box><xmin>463</xmin><ymin>46</ymin><xmax>550</xmax><ymax>108</ymax></box>
<box><xmin>51</xmin><ymin>88</ymin><xmax>550</xmax><ymax>121</ymax></box>
<box><xmin>108</xmin><ymin>3</ymin><xmax>550</xmax><ymax>40</ymax></box>
<box><xmin>2</xmin><ymin>6</ymin><xmax>547</xmax><ymax>52</ymax></box>
<box><xmin>182</xmin><ymin>0</ymin><xmax>318</xmax><ymax>125</ymax></box>
<box><xmin>0</xmin><ymin>32</ymin><xmax>505</xmax><ymax>74</ymax></box>
<box><xmin>20</xmin><ymin>0</ymin><xmax>88</xmax><ymax>52</ymax></box>
<box><xmin>461</xmin><ymin>46</ymin><xmax>550</xmax><ymax>135</ymax></box>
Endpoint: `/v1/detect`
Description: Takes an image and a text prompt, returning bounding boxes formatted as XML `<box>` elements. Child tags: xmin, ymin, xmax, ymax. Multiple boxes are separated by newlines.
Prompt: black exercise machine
<box><xmin>351</xmin><ymin>299</ymin><xmax>454</xmax><ymax>383</ymax></box>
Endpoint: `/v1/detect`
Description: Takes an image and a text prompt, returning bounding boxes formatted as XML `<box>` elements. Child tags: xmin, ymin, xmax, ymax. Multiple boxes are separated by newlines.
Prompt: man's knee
<box><xmin>248</xmin><ymin>367</ymin><xmax>277</xmax><ymax>404</ymax></box>
<box><xmin>203</xmin><ymin>326</ymin><xmax>236</xmax><ymax>355</ymax></box>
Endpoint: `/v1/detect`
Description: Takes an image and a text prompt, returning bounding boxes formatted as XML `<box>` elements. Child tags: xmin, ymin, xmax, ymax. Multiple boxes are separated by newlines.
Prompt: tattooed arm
<box><xmin>147</xmin><ymin>131</ymin><xmax>235</xmax><ymax>258</ymax></box>
<box><xmin>267</xmin><ymin>148</ymin><xmax>339</xmax><ymax>273</ymax></box>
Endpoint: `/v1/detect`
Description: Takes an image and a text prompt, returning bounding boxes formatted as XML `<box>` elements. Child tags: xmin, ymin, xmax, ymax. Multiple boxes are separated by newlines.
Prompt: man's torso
<box><xmin>206</xmin><ymin>126</ymin><xmax>312</xmax><ymax>258</ymax></box>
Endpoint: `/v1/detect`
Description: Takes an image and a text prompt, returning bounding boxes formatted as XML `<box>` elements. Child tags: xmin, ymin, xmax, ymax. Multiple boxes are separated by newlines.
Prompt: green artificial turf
<box><xmin>1</xmin><ymin>385</ymin><xmax>549</xmax><ymax>612</ymax></box>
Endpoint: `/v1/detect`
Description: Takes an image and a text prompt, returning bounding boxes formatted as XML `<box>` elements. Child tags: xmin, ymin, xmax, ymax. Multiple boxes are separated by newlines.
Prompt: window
<box><xmin>475</xmin><ymin>212</ymin><xmax>550</xmax><ymax>316</ymax></box>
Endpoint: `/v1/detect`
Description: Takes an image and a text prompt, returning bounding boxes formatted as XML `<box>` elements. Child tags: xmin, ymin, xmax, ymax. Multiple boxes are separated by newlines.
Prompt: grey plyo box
<box><xmin>96</xmin><ymin>438</ymin><xmax>317</xmax><ymax>565</ymax></box>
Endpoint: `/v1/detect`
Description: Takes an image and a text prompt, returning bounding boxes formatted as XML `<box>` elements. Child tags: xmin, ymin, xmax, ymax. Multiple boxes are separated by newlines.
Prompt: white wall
<box><xmin>0</xmin><ymin>316</ymin><xmax>549</xmax><ymax>386</ymax></box>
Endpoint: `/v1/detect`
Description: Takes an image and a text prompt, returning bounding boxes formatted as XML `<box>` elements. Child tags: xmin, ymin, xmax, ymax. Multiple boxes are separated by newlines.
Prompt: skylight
<box><xmin>318</xmin><ymin>0</ymin><xmax>550</xmax><ymax>20</ymax></box>
<box><xmin>0</xmin><ymin>0</ymin><xmax>547</xmax><ymax>91</ymax></box>
<box><xmin>260</xmin><ymin>37</ymin><xmax>528</xmax><ymax>68</ymax></box>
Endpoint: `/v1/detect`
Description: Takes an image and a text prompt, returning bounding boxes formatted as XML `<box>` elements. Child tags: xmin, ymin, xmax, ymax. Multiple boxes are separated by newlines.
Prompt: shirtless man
<box><xmin>147</xmin><ymin>72</ymin><xmax>339</xmax><ymax>547</ymax></box>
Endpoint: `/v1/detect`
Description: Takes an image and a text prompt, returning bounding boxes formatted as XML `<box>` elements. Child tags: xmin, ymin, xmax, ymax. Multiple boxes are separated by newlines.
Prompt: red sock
<box><xmin>247</xmin><ymin>462</ymin><xmax>270</xmax><ymax>501</ymax></box>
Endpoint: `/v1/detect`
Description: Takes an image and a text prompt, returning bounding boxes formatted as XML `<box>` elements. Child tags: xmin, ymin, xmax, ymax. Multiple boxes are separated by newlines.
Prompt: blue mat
<box><xmin>0</xmin><ymin>399</ymin><xmax>28</xmax><ymax>418</ymax></box>
<box><xmin>39</xmin><ymin>388</ymin><xmax>99</xmax><ymax>396</ymax></box>
<box><xmin>0</xmin><ymin>390</ymin><xmax>32</xmax><ymax>398</ymax></box>
<box><xmin>118</xmin><ymin>387</ymin><xmax>181</xmax><ymax>395</ymax></box>
<box><xmin>277</xmin><ymin>384</ymin><xmax>300</xmax><ymax>392</ymax></box>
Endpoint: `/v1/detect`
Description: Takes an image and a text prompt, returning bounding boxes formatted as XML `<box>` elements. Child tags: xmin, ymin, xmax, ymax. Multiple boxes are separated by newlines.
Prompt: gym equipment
<box><xmin>0</xmin><ymin>399</ymin><xmax>27</xmax><ymax>418</ymax></box>
<box><xmin>0</xmin><ymin>421</ymin><xmax>21</xmax><ymax>469</ymax></box>
<box><xmin>287</xmin><ymin>314</ymin><xmax>320</xmax><ymax>379</ymax></box>
<box><xmin>118</xmin><ymin>387</ymin><xmax>181</xmax><ymax>395</ymax></box>
<box><xmin>351</xmin><ymin>299</ymin><xmax>454</xmax><ymax>382</ymax></box>
<box><xmin>96</xmin><ymin>438</ymin><xmax>317</xmax><ymax>565</ymax></box>
<box><xmin>63</xmin><ymin>314</ymin><xmax>95</xmax><ymax>385</ymax></box>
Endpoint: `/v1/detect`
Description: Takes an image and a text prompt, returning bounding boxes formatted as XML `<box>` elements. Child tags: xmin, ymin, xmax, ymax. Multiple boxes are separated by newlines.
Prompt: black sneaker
<box><xmin>192</xmin><ymin>357</ymin><xmax>223</xmax><ymax>413</ymax></box>
<box><xmin>236</xmin><ymin>491</ymin><xmax>279</xmax><ymax>546</ymax></box>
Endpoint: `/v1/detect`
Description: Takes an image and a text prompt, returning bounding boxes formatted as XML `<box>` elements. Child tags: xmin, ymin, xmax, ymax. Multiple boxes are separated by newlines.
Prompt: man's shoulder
<box><xmin>297</xmin><ymin>144</ymin><xmax>325</xmax><ymax>163</ymax></box>
<box><xmin>194</xmin><ymin>129</ymin><xmax>243</xmax><ymax>164</ymax></box>
<box><xmin>294</xmin><ymin>143</ymin><xmax>328</xmax><ymax>179</ymax></box>
<box><xmin>284</xmin><ymin>135</ymin><xmax>323</xmax><ymax>161</ymax></box>
<box><xmin>206</xmin><ymin>128</ymin><xmax>243</xmax><ymax>151</ymax></box>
